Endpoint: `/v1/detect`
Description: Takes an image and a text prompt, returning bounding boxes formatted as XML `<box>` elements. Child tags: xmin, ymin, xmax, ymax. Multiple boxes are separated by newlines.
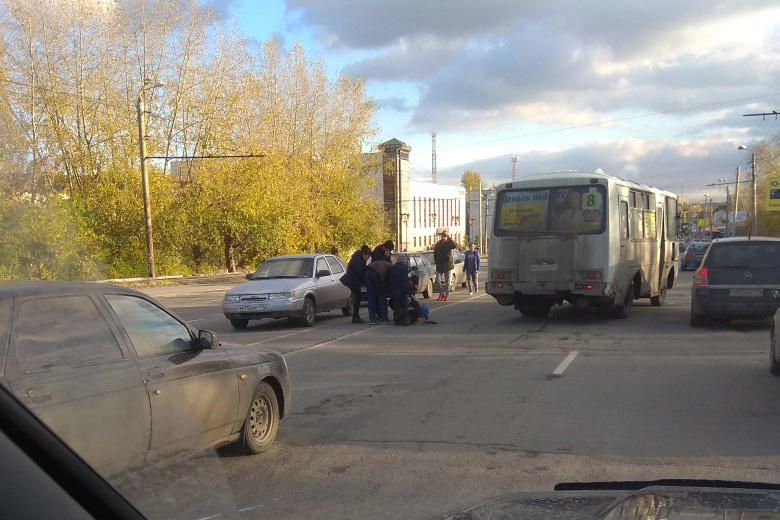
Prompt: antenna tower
<box><xmin>510</xmin><ymin>155</ymin><xmax>518</xmax><ymax>180</ymax></box>
<box><xmin>431</xmin><ymin>132</ymin><xmax>437</xmax><ymax>183</ymax></box>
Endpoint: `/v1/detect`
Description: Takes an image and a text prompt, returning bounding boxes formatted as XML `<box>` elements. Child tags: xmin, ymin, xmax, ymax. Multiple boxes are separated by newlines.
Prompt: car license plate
<box><xmin>239</xmin><ymin>304</ymin><xmax>266</xmax><ymax>311</ymax></box>
<box><xmin>729</xmin><ymin>288</ymin><xmax>762</xmax><ymax>297</ymax></box>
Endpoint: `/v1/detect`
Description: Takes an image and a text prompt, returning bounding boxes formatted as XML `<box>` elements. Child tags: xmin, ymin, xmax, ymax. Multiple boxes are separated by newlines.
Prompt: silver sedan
<box><xmin>223</xmin><ymin>253</ymin><xmax>353</xmax><ymax>328</ymax></box>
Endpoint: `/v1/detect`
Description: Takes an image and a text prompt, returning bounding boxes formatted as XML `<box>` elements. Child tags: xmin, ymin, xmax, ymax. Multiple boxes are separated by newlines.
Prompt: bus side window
<box><xmin>620</xmin><ymin>201</ymin><xmax>629</xmax><ymax>240</ymax></box>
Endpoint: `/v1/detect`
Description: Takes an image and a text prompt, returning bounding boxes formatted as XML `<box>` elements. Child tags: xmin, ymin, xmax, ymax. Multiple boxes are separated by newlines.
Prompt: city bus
<box><xmin>486</xmin><ymin>171</ymin><xmax>679</xmax><ymax>317</ymax></box>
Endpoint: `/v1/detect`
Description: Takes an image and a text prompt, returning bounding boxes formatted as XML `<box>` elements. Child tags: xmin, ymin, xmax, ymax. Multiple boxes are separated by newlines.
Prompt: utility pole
<box><xmin>725</xmin><ymin>185</ymin><xmax>730</xmax><ymax>237</ymax></box>
<box><xmin>137</xmin><ymin>89</ymin><xmax>155</xmax><ymax>278</ymax></box>
<box><xmin>478</xmin><ymin>180</ymin><xmax>484</xmax><ymax>254</ymax></box>
<box><xmin>431</xmin><ymin>132</ymin><xmax>437</xmax><ymax>184</ymax></box>
<box><xmin>734</xmin><ymin>166</ymin><xmax>740</xmax><ymax>235</ymax></box>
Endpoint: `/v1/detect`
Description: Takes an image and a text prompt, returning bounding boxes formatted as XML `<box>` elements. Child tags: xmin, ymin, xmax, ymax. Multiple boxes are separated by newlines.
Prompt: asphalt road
<box><xmin>127</xmin><ymin>270</ymin><xmax>780</xmax><ymax>520</ymax></box>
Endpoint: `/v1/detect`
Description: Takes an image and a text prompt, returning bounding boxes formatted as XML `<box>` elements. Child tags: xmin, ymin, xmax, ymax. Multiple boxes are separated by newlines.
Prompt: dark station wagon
<box><xmin>690</xmin><ymin>237</ymin><xmax>780</xmax><ymax>326</ymax></box>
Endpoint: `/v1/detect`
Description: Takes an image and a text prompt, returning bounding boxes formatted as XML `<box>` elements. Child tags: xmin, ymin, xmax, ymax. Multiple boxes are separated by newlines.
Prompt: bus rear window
<box><xmin>496</xmin><ymin>186</ymin><xmax>606</xmax><ymax>235</ymax></box>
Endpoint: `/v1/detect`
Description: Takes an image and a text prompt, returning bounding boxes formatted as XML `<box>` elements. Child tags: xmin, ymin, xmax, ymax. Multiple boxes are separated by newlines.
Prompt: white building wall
<box><xmin>404</xmin><ymin>180</ymin><xmax>466</xmax><ymax>251</ymax></box>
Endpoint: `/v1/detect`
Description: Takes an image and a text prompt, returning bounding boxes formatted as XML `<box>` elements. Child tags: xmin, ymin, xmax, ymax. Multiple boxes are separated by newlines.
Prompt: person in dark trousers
<box><xmin>433</xmin><ymin>230</ymin><xmax>457</xmax><ymax>301</ymax></box>
<box><xmin>389</xmin><ymin>255</ymin><xmax>412</xmax><ymax>325</ymax></box>
<box><xmin>341</xmin><ymin>245</ymin><xmax>372</xmax><ymax>323</ymax></box>
<box><xmin>463</xmin><ymin>242</ymin><xmax>481</xmax><ymax>295</ymax></box>
<box><xmin>363</xmin><ymin>258</ymin><xmax>392</xmax><ymax>324</ymax></box>
<box><xmin>371</xmin><ymin>240</ymin><xmax>395</xmax><ymax>262</ymax></box>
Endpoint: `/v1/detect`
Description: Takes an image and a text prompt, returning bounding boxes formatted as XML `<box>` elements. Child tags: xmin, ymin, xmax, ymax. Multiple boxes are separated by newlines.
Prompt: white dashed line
<box><xmin>552</xmin><ymin>351</ymin><xmax>579</xmax><ymax>376</ymax></box>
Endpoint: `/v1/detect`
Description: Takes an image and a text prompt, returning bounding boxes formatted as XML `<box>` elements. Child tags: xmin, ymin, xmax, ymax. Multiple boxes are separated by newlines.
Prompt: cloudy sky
<box><xmin>223</xmin><ymin>0</ymin><xmax>780</xmax><ymax>203</ymax></box>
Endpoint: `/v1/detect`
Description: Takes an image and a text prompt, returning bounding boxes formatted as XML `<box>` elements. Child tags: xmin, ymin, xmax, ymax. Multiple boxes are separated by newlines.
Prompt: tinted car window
<box><xmin>106</xmin><ymin>295</ymin><xmax>192</xmax><ymax>356</ymax></box>
<box><xmin>16</xmin><ymin>295</ymin><xmax>122</xmax><ymax>372</ymax></box>
<box><xmin>0</xmin><ymin>298</ymin><xmax>12</xmax><ymax>368</ymax></box>
<box><xmin>706</xmin><ymin>242</ymin><xmax>780</xmax><ymax>269</ymax></box>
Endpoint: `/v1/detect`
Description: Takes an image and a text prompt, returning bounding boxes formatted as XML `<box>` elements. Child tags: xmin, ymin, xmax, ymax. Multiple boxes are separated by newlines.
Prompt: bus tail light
<box><xmin>578</xmin><ymin>270</ymin><xmax>603</xmax><ymax>280</ymax></box>
<box><xmin>693</xmin><ymin>268</ymin><xmax>709</xmax><ymax>287</ymax></box>
<box><xmin>492</xmin><ymin>270</ymin><xmax>512</xmax><ymax>280</ymax></box>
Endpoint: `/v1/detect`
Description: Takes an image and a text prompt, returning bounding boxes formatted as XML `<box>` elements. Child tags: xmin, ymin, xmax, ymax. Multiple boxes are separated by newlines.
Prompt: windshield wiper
<box><xmin>555</xmin><ymin>479</ymin><xmax>780</xmax><ymax>491</ymax></box>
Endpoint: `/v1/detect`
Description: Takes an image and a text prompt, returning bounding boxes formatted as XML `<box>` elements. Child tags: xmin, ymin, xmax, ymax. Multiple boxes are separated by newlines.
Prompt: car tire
<box><xmin>614</xmin><ymin>285</ymin><xmax>633</xmax><ymax>319</ymax></box>
<box><xmin>650</xmin><ymin>285</ymin><xmax>667</xmax><ymax>306</ymax></box>
<box><xmin>299</xmin><ymin>297</ymin><xmax>315</xmax><ymax>327</ymax></box>
<box><xmin>422</xmin><ymin>279</ymin><xmax>433</xmax><ymax>299</ymax></box>
<box><xmin>770</xmin><ymin>326</ymin><xmax>780</xmax><ymax>376</ymax></box>
<box><xmin>230</xmin><ymin>318</ymin><xmax>249</xmax><ymax>329</ymax></box>
<box><xmin>341</xmin><ymin>294</ymin><xmax>354</xmax><ymax>316</ymax></box>
<box><xmin>461</xmin><ymin>280</ymin><xmax>468</xmax><ymax>288</ymax></box>
<box><xmin>239</xmin><ymin>382</ymin><xmax>279</xmax><ymax>454</ymax></box>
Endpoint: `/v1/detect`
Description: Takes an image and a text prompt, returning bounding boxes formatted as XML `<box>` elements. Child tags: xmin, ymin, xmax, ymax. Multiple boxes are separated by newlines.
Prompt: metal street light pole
<box><xmin>136</xmin><ymin>79</ymin><xmax>164</xmax><ymax>278</ymax></box>
<box><xmin>737</xmin><ymin>145</ymin><xmax>757</xmax><ymax>235</ymax></box>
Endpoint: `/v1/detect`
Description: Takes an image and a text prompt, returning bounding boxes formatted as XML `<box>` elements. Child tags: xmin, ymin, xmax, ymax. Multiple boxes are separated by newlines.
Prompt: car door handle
<box><xmin>27</xmin><ymin>387</ymin><xmax>52</xmax><ymax>404</ymax></box>
<box><xmin>147</xmin><ymin>368</ymin><xmax>166</xmax><ymax>379</ymax></box>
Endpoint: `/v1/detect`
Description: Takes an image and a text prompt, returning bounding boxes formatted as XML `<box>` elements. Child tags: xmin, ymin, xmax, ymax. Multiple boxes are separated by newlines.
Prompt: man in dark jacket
<box><xmin>433</xmin><ymin>230</ymin><xmax>457</xmax><ymax>301</ymax></box>
<box><xmin>341</xmin><ymin>245</ymin><xmax>372</xmax><ymax>323</ymax></box>
<box><xmin>389</xmin><ymin>254</ymin><xmax>412</xmax><ymax>325</ymax></box>
<box><xmin>371</xmin><ymin>240</ymin><xmax>395</xmax><ymax>262</ymax></box>
<box><xmin>363</xmin><ymin>258</ymin><xmax>392</xmax><ymax>324</ymax></box>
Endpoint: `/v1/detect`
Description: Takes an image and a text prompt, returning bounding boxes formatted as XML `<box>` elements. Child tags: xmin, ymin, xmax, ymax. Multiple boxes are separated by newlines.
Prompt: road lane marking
<box><xmin>552</xmin><ymin>351</ymin><xmax>579</xmax><ymax>376</ymax></box>
<box><xmin>282</xmin><ymin>327</ymin><xmax>376</xmax><ymax>356</ymax></box>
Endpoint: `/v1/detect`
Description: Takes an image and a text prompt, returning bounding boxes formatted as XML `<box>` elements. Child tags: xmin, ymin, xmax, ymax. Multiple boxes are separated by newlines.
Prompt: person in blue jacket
<box><xmin>388</xmin><ymin>254</ymin><xmax>412</xmax><ymax>326</ymax></box>
<box><xmin>464</xmin><ymin>242</ymin><xmax>481</xmax><ymax>295</ymax></box>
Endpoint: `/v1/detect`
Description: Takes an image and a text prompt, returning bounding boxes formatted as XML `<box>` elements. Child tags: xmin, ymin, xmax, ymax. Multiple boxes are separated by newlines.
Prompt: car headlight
<box><xmin>225</xmin><ymin>294</ymin><xmax>241</xmax><ymax>302</ymax></box>
<box><xmin>267</xmin><ymin>292</ymin><xmax>293</xmax><ymax>300</ymax></box>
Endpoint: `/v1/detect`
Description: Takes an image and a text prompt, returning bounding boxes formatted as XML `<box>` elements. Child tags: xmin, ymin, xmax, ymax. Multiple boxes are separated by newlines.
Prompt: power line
<box><xmin>413</xmin><ymin>92</ymin><xmax>780</xmax><ymax>154</ymax></box>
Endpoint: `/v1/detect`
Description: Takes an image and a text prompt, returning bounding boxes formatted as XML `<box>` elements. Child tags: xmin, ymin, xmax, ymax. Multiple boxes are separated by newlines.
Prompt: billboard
<box><xmin>767</xmin><ymin>178</ymin><xmax>780</xmax><ymax>212</ymax></box>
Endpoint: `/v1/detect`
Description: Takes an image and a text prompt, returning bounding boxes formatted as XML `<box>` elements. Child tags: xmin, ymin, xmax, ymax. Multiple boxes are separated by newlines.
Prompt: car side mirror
<box><xmin>246</xmin><ymin>273</ymin><xmax>253</xmax><ymax>280</ymax></box>
<box><xmin>317</xmin><ymin>269</ymin><xmax>331</xmax><ymax>278</ymax></box>
<box><xmin>197</xmin><ymin>330</ymin><xmax>219</xmax><ymax>349</ymax></box>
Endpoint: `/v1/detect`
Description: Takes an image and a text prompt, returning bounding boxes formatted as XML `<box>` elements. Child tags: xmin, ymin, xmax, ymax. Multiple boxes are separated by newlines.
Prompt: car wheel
<box><xmin>299</xmin><ymin>297</ymin><xmax>315</xmax><ymax>327</ymax></box>
<box><xmin>461</xmin><ymin>280</ymin><xmax>468</xmax><ymax>288</ymax></box>
<box><xmin>613</xmin><ymin>285</ymin><xmax>633</xmax><ymax>319</ymax></box>
<box><xmin>240</xmin><ymin>382</ymin><xmax>279</xmax><ymax>454</ymax></box>
<box><xmin>422</xmin><ymin>278</ymin><xmax>433</xmax><ymax>299</ymax></box>
<box><xmin>770</xmin><ymin>325</ymin><xmax>780</xmax><ymax>375</ymax></box>
<box><xmin>230</xmin><ymin>318</ymin><xmax>249</xmax><ymax>329</ymax></box>
<box><xmin>341</xmin><ymin>294</ymin><xmax>354</xmax><ymax>316</ymax></box>
<box><xmin>650</xmin><ymin>285</ymin><xmax>667</xmax><ymax>306</ymax></box>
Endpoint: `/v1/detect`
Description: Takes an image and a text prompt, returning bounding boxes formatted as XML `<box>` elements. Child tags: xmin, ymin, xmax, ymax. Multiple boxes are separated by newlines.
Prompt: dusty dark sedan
<box><xmin>0</xmin><ymin>282</ymin><xmax>290</xmax><ymax>477</ymax></box>
<box><xmin>690</xmin><ymin>237</ymin><xmax>780</xmax><ymax>327</ymax></box>
<box><xmin>680</xmin><ymin>241</ymin><xmax>709</xmax><ymax>270</ymax></box>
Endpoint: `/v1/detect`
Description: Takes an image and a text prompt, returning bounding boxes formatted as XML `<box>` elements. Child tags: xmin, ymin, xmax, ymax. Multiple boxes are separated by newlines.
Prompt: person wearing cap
<box><xmin>371</xmin><ymin>240</ymin><xmax>394</xmax><ymax>262</ymax></box>
<box><xmin>464</xmin><ymin>242</ymin><xmax>480</xmax><ymax>295</ymax></box>
<box><xmin>433</xmin><ymin>230</ymin><xmax>457</xmax><ymax>301</ymax></box>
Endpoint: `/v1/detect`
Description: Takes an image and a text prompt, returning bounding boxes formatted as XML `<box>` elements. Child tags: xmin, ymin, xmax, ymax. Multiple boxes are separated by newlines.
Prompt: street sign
<box><xmin>767</xmin><ymin>178</ymin><xmax>780</xmax><ymax>212</ymax></box>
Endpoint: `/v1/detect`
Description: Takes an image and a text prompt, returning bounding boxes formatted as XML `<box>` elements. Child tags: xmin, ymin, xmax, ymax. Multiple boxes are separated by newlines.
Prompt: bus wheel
<box><xmin>614</xmin><ymin>287</ymin><xmax>633</xmax><ymax>319</ymax></box>
<box><xmin>650</xmin><ymin>285</ymin><xmax>667</xmax><ymax>306</ymax></box>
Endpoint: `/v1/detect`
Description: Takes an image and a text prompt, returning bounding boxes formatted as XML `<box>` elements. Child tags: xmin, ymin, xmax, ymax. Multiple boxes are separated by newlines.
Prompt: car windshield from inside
<box><xmin>251</xmin><ymin>258</ymin><xmax>314</xmax><ymax>279</ymax></box>
<box><xmin>705</xmin><ymin>242</ymin><xmax>780</xmax><ymax>269</ymax></box>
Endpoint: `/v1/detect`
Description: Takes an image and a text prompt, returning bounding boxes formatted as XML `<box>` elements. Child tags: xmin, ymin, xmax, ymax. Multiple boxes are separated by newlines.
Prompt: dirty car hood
<box><xmin>440</xmin><ymin>481</ymin><xmax>780</xmax><ymax>520</ymax></box>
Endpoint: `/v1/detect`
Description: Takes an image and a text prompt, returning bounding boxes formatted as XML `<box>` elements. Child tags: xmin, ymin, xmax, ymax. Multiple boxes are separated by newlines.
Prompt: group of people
<box><xmin>339</xmin><ymin>231</ymin><xmax>480</xmax><ymax>326</ymax></box>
